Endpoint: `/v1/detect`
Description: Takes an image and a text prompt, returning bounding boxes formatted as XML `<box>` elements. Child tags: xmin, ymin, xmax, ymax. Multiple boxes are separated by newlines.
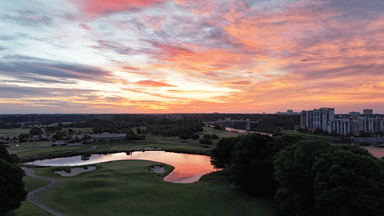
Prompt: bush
<box><xmin>191</xmin><ymin>134</ymin><xmax>200</xmax><ymax>140</ymax></box>
<box><xmin>199</xmin><ymin>138</ymin><xmax>212</xmax><ymax>145</ymax></box>
<box><xmin>179</xmin><ymin>133</ymin><xmax>190</xmax><ymax>140</ymax></box>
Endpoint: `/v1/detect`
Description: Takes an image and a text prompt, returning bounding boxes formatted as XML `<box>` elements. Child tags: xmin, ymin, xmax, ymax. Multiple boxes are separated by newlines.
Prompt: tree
<box><xmin>29</xmin><ymin>127</ymin><xmax>43</xmax><ymax>135</ymax></box>
<box><xmin>199</xmin><ymin>134</ymin><xmax>213</xmax><ymax>146</ymax></box>
<box><xmin>274</xmin><ymin>140</ymin><xmax>331</xmax><ymax>216</ymax></box>
<box><xmin>199</xmin><ymin>138</ymin><xmax>212</xmax><ymax>146</ymax></box>
<box><xmin>329</xmin><ymin>130</ymin><xmax>338</xmax><ymax>136</ymax></box>
<box><xmin>136</xmin><ymin>128</ymin><xmax>141</xmax><ymax>134</ymax></box>
<box><xmin>312</xmin><ymin>147</ymin><xmax>384</xmax><ymax>216</ymax></box>
<box><xmin>213</xmin><ymin>125</ymin><xmax>223</xmax><ymax>130</ymax></box>
<box><xmin>231</xmin><ymin>133</ymin><xmax>298</xmax><ymax>194</ymax></box>
<box><xmin>274</xmin><ymin>141</ymin><xmax>384</xmax><ymax>216</ymax></box>
<box><xmin>179</xmin><ymin>133</ymin><xmax>190</xmax><ymax>141</ymax></box>
<box><xmin>194</xmin><ymin>125</ymin><xmax>203</xmax><ymax>133</ymax></box>
<box><xmin>211</xmin><ymin>137</ymin><xmax>239</xmax><ymax>169</ymax></box>
<box><xmin>203</xmin><ymin>134</ymin><xmax>212</xmax><ymax>140</ymax></box>
<box><xmin>191</xmin><ymin>134</ymin><xmax>199</xmax><ymax>140</ymax></box>
<box><xmin>313</xmin><ymin>128</ymin><xmax>324</xmax><ymax>135</ymax></box>
<box><xmin>0</xmin><ymin>145</ymin><xmax>27</xmax><ymax>214</ymax></box>
<box><xmin>212</xmin><ymin>134</ymin><xmax>219</xmax><ymax>141</ymax></box>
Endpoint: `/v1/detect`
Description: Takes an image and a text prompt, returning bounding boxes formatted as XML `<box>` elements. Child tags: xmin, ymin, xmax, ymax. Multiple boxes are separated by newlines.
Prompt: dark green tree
<box><xmin>274</xmin><ymin>141</ymin><xmax>384</xmax><ymax>216</ymax></box>
<box><xmin>179</xmin><ymin>133</ymin><xmax>190</xmax><ymax>140</ymax></box>
<box><xmin>194</xmin><ymin>125</ymin><xmax>203</xmax><ymax>133</ymax></box>
<box><xmin>29</xmin><ymin>127</ymin><xmax>43</xmax><ymax>135</ymax></box>
<box><xmin>274</xmin><ymin>140</ymin><xmax>331</xmax><ymax>216</ymax></box>
<box><xmin>212</xmin><ymin>134</ymin><xmax>219</xmax><ymax>141</ymax></box>
<box><xmin>210</xmin><ymin>137</ymin><xmax>239</xmax><ymax>169</ymax></box>
<box><xmin>312</xmin><ymin>146</ymin><xmax>384</xmax><ymax>216</ymax></box>
<box><xmin>191</xmin><ymin>134</ymin><xmax>199</xmax><ymax>140</ymax></box>
<box><xmin>231</xmin><ymin>133</ymin><xmax>299</xmax><ymax>194</ymax></box>
<box><xmin>0</xmin><ymin>145</ymin><xmax>27</xmax><ymax>214</ymax></box>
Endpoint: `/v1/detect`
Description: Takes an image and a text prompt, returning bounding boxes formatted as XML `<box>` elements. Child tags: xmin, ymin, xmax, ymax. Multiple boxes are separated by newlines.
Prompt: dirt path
<box><xmin>21</xmin><ymin>167</ymin><xmax>67</xmax><ymax>216</ymax></box>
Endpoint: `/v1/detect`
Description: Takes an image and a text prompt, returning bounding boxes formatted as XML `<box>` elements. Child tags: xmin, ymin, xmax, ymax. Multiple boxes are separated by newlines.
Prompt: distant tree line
<box><xmin>147</xmin><ymin>117</ymin><xmax>204</xmax><ymax>137</ymax></box>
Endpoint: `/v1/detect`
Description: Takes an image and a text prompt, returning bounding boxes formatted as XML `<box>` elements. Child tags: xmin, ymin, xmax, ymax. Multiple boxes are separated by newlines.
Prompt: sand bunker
<box><xmin>55</xmin><ymin>166</ymin><xmax>96</xmax><ymax>177</ymax></box>
<box><xmin>151</xmin><ymin>166</ymin><xmax>166</xmax><ymax>174</ymax></box>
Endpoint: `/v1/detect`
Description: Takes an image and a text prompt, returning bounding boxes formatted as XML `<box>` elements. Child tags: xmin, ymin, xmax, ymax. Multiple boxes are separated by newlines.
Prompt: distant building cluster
<box><xmin>300</xmin><ymin>108</ymin><xmax>384</xmax><ymax>135</ymax></box>
<box><xmin>276</xmin><ymin>110</ymin><xmax>299</xmax><ymax>115</ymax></box>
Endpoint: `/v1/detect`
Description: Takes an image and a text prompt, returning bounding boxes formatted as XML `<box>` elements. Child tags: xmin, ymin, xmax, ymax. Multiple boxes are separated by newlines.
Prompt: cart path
<box><xmin>21</xmin><ymin>167</ymin><xmax>67</xmax><ymax>216</ymax></box>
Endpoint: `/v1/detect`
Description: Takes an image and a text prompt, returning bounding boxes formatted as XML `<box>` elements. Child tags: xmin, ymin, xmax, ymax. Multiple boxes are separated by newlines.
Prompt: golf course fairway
<box><xmin>31</xmin><ymin>160</ymin><xmax>278</xmax><ymax>216</ymax></box>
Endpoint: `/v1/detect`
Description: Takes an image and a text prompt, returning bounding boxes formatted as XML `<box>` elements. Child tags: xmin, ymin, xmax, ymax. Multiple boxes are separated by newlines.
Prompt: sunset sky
<box><xmin>1</xmin><ymin>0</ymin><xmax>383</xmax><ymax>114</ymax></box>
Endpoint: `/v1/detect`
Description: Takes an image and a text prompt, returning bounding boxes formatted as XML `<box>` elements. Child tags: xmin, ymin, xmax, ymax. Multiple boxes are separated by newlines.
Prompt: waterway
<box><xmin>224</xmin><ymin>127</ymin><xmax>273</xmax><ymax>137</ymax></box>
<box><xmin>26</xmin><ymin>151</ymin><xmax>217</xmax><ymax>184</ymax></box>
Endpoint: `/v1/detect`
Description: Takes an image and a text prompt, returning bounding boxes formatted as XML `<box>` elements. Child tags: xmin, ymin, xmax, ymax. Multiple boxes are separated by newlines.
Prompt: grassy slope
<box><xmin>33</xmin><ymin>160</ymin><xmax>278</xmax><ymax>216</ymax></box>
<box><xmin>13</xmin><ymin>146</ymin><xmax>92</xmax><ymax>159</ymax></box>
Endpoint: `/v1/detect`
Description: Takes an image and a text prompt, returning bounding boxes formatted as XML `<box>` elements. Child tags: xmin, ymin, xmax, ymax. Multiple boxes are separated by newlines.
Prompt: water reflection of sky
<box><xmin>224</xmin><ymin>127</ymin><xmax>273</xmax><ymax>137</ymax></box>
<box><xmin>26</xmin><ymin>151</ymin><xmax>218</xmax><ymax>184</ymax></box>
<box><xmin>362</xmin><ymin>147</ymin><xmax>384</xmax><ymax>158</ymax></box>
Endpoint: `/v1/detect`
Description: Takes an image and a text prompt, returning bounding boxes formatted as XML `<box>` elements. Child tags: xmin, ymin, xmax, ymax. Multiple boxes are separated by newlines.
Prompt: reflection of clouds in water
<box><xmin>363</xmin><ymin>147</ymin><xmax>384</xmax><ymax>158</ymax></box>
<box><xmin>26</xmin><ymin>151</ymin><xmax>216</xmax><ymax>183</ymax></box>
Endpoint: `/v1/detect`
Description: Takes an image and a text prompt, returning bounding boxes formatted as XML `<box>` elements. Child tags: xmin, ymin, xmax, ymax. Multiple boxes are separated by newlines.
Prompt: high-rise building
<box><xmin>301</xmin><ymin>108</ymin><xmax>334</xmax><ymax>130</ymax></box>
<box><xmin>300</xmin><ymin>111</ymin><xmax>306</xmax><ymax>128</ymax></box>
<box><xmin>363</xmin><ymin>109</ymin><xmax>373</xmax><ymax>115</ymax></box>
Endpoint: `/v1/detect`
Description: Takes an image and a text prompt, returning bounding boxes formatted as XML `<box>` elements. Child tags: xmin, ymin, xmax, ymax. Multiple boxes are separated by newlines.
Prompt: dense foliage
<box><xmin>274</xmin><ymin>141</ymin><xmax>384</xmax><ymax>216</ymax></box>
<box><xmin>0</xmin><ymin>145</ymin><xmax>27</xmax><ymax>214</ymax></box>
<box><xmin>211</xmin><ymin>133</ymin><xmax>384</xmax><ymax>215</ymax></box>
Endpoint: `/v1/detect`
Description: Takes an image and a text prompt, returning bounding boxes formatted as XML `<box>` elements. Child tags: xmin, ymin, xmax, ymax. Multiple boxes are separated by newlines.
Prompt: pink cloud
<box><xmin>72</xmin><ymin>0</ymin><xmax>167</xmax><ymax>16</ymax></box>
<box><xmin>79</xmin><ymin>23</ymin><xmax>92</xmax><ymax>31</ymax></box>
<box><xmin>141</xmin><ymin>15</ymin><xmax>165</xmax><ymax>31</ymax></box>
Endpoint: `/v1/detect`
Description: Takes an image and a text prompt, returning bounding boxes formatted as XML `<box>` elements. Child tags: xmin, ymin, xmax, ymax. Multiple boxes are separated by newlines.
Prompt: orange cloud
<box><xmin>219</xmin><ymin>80</ymin><xmax>252</xmax><ymax>86</ymax></box>
<box><xmin>134</xmin><ymin>80</ymin><xmax>176</xmax><ymax>87</ymax></box>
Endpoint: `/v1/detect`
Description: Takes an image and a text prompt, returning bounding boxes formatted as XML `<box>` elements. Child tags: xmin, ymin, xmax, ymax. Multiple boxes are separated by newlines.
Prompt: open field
<box><xmin>0</xmin><ymin>128</ymin><xmax>31</xmax><ymax>138</ymax></box>
<box><xmin>31</xmin><ymin>160</ymin><xmax>278</xmax><ymax>216</ymax></box>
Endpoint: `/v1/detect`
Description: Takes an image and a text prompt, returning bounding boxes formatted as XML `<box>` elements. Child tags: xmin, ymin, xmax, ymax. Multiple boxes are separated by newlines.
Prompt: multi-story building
<box><xmin>380</xmin><ymin>120</ymin><xmax>384</xmax><ymax>132</ymax></box>
<box><xmin>302</xmin><ymin>108</ymin><xmax>334</xmax><ymax>130</ymax></box>
<box><xmin>363</xmin><ymin>109</ymin><xmax>373</xmax><ymax>115</ymax></box>
<box><xmin>300</xmin><ymin>111</ymin><xmax>306</xmax><ymax>128</ymax></box>
<box><xmin>349</xmin><ymin>111</ymin><xmax>360</xmax><ymax>116</ymax></box>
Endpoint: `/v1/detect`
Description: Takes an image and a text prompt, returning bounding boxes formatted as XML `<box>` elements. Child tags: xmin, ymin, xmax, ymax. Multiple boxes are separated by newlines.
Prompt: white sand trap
<box><xmin>55</xmin><ymin>166</ymin><xmax>96</xmax><ymax>177</ymax></box>
<box><xmin>151</xmin><ymin>166</ymin><xmax>166</xmax><ymax>174</ymax></box>
<box><xmin>155</xmin><ymin>147</ymin><xmax>162</xmax><ymax>150</ymax></box>
<box><xmin>144</xmin><ymin>147</ymin><xmax>154</xmax><ymax>150</ymax></box>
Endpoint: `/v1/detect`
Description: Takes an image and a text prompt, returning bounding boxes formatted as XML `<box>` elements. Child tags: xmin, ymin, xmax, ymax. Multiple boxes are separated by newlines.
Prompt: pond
<box><xmin>26</xmin><ymin>151</ymin><xmax>218</xmax><ymax>184</ymax></box>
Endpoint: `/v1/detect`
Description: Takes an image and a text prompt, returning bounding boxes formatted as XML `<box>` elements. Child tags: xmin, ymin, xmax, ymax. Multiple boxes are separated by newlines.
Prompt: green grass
<box><xmin>2</xmin><ymin>201</ymin><xmax>54</xmax><ymax>216</ymax></box>
<box><xmin>23</xmin><ymin>176</ymin><xmax>51</xmax><ymax>192</ymax></box>
<box><xmin>15</xmin><ymin>146</ymin><xmax>92</xmax><ymax>158</ymax></box>
<box><xmin>110</xmin><ymin>143</ymin><xmax>213</xmax><ymax>152</ymax></box>
<box><xmin>32</xmin><ymin>160</ymin><xmax>278</xmax><ymax>216</ymax></box>
<box><xmin>0</xmin><ymin>128</ymin><xmax>31</xmax><ymax>138</ymax></box>
<box><xmin>2</xmin><ymin>174</ymin><xmax>54</xmax><ymax>216</ymax></box>
<box><xmin>281</xmin><ymin>128</ymin><xmax>334</xmax><ymax>140</ymax></box>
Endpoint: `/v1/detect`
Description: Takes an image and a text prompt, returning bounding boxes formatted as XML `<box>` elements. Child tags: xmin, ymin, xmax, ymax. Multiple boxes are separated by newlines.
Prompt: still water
<box><xmin>362</xmin><ymin>147</ymin><xmax>384</xmax><ymax>158</ymax></box>
<box><xmin>224</xmin><ymin>127</ymin><xmax>273</xmax><ymax>137</ymax></box>
<box><xmin>26</xmin><ymin>151</ymin><xmax>217</xmax><ymax>183</ymax></box>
